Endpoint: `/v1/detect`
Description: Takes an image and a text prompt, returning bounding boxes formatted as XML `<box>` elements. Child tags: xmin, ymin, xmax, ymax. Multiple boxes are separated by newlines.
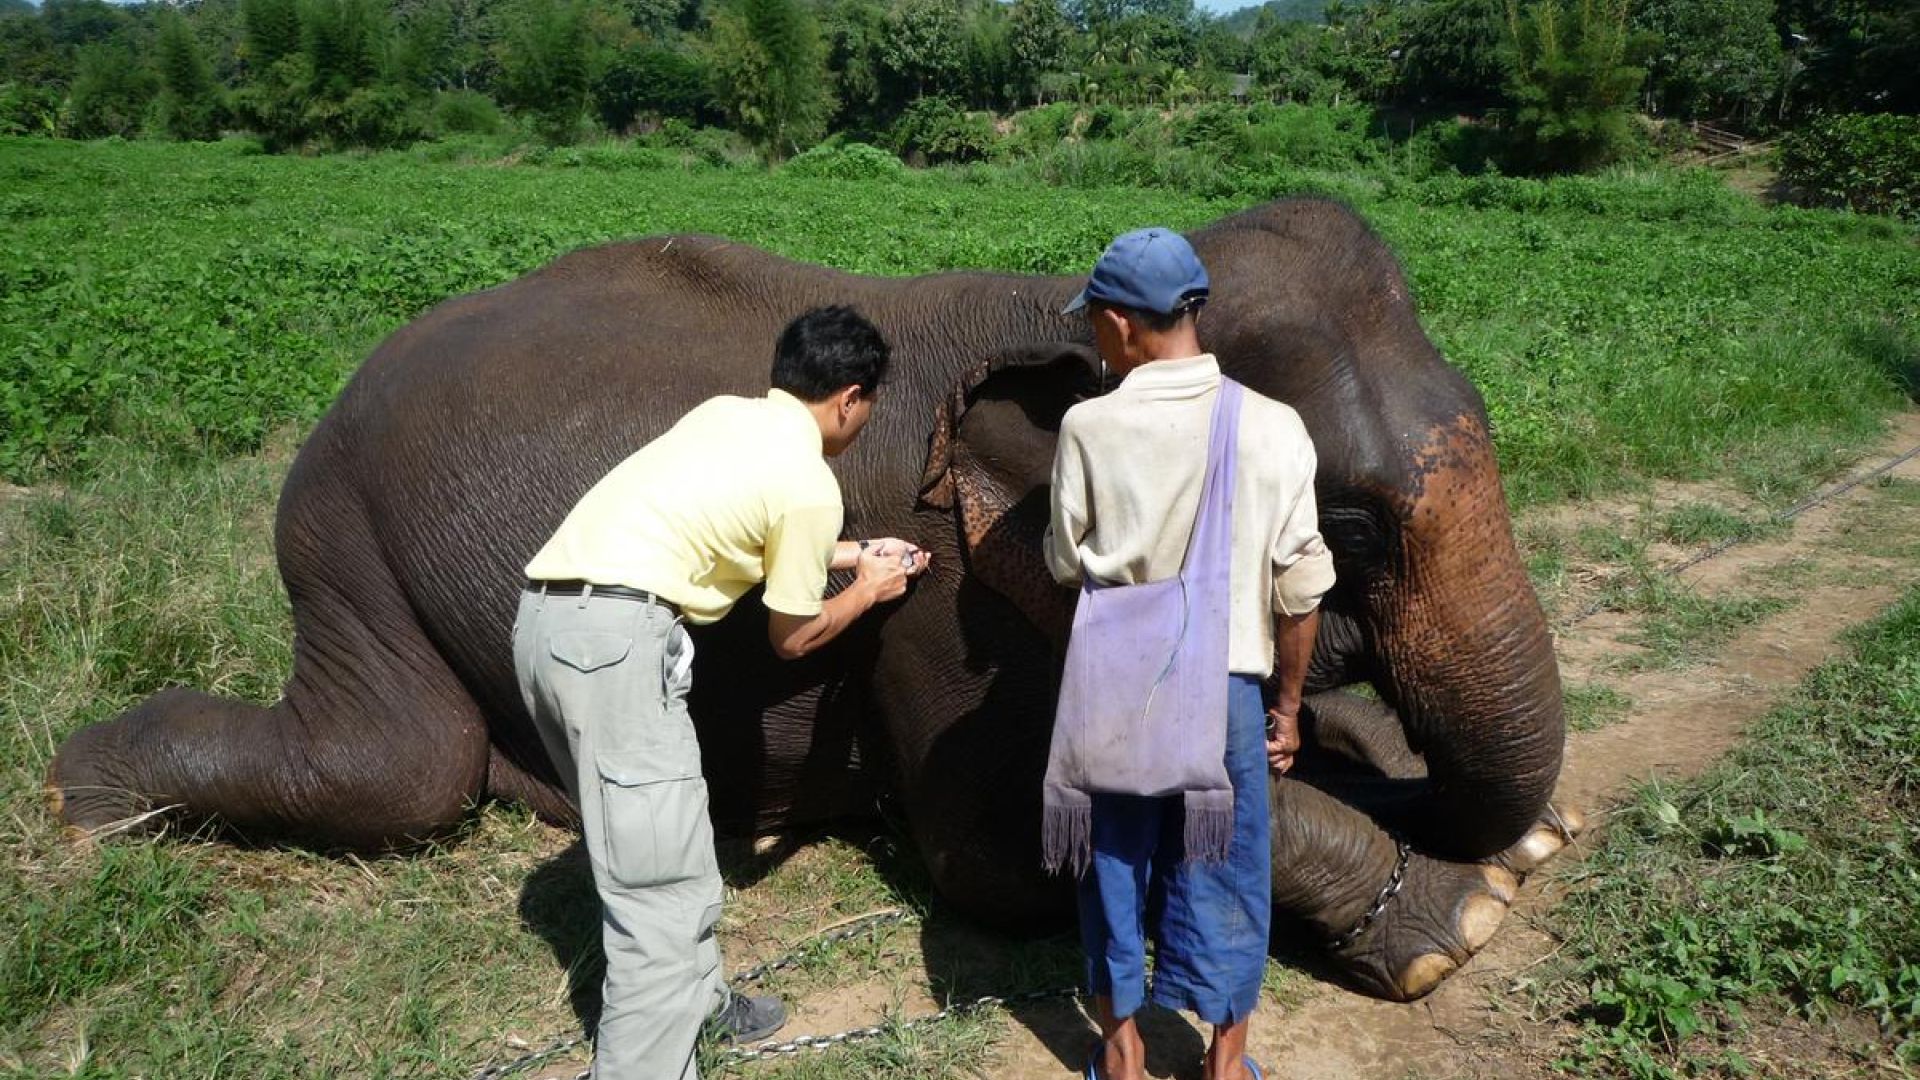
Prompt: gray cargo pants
<box><xmin>513</xmin><ymin>586</ymin><xmax>727</xmax><ymax>1080</ymax></box>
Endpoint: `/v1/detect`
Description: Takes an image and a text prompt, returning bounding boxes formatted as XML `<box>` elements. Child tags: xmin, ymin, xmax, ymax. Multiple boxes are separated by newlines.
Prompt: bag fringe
<box><xmin>1041</xmin><ymin>792</ymin><xmax>1093</xmax><ymax>879</ymax></box>
<box><xmin>1181</xmin><ymin>789</ymin><xmax>1235</xmax><ymax>865</ymax></box>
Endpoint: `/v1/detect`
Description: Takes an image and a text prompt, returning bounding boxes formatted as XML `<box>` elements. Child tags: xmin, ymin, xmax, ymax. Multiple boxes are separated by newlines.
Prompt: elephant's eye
<box><xmin>1317</xmin><ymin>495</ymin><xmax>1395</xmax><ymax>573</ymax></box>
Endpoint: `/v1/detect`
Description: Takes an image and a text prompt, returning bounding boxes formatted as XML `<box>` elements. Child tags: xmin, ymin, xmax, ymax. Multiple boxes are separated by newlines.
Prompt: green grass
<box><xmin>1537</xmin><ymin>584</ymin><xmax>1920</xmax><ymax>1077</ymax></box>
<box><xmin>1654</xmin><ymin>502</ymin><xmax>1785</xmax><ymax>547</ymax></box>
<box><xmin>1564</xmin><ymin>682</ymin><xmax>1634</xmax><ymax>732</ymax></box>
<box><xmin>1832</xmin><ymin>477</ymin><xmax>1920</xmax><ymax>562</ymax></box>
<box><xmin>1614</xmin><ymin>587</ymin><xmax>1794</xmax><ymax>672</ymax></box>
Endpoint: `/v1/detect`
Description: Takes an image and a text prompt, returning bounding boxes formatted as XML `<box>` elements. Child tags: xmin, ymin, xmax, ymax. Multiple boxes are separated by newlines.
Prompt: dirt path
<box><xmin>747</xmin><ymin>411</ymin><xmax>1920</xmax><ymax>1080</ymax></box>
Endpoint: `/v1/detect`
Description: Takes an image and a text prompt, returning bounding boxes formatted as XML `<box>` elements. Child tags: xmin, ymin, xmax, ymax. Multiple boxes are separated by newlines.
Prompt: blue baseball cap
<box><xmin>1061</xmin><ymin>227</ymin><xmax>1210</xmax><ymax>316</ymax></box>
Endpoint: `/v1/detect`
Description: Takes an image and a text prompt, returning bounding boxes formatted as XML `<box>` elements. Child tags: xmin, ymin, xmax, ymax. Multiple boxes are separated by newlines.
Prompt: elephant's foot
<box><xmin>1487</xmin><ymin>801</ymin><xmax>1586</xmax><ymax>876</ymax></box>
<box><xmin>1328</xmin><ymin>848</ymin><xmax>1518</xmax><ymax>1002</ymax></box>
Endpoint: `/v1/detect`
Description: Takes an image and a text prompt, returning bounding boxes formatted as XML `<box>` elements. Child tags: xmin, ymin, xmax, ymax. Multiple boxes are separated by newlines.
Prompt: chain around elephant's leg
<box><xmin>1270</xmin><ymin>776</ymin><xmax>1518</xmax><ymax>1002</ymax></box>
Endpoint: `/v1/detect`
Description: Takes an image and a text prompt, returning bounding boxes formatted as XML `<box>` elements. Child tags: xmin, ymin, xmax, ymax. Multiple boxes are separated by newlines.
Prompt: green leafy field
<box><xmin>3</xmin><ymin>137</ymin><xmax>1916</xmax><ymax>505</ymax></box>
<box><xmin>2</xmin><ymin>138</ymin><xmax>1918</xmax><ymax>1078</ymax></box>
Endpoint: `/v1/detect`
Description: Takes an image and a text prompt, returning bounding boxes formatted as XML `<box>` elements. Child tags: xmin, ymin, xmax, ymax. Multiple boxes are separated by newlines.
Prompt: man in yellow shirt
<box><xmin>514</xmin><ymin>306</ymin><xmax>925</xmax><ymax>1080</ymax></box>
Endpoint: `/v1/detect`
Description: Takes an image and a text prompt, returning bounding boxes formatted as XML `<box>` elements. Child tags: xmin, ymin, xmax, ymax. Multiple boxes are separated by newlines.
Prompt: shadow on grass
<box><xmin>1849</xmin><ymin>319</ymin><xmax>1920</xmax><ymax>403</ymax></box>
<box><xmin>511</xmin><ymin>819</ymin><xmax>1124</xmax><ymax>1072</ymax></box>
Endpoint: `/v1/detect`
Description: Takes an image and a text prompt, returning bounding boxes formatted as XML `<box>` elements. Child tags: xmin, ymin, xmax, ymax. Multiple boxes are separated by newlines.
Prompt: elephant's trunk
<box><xmin>1369</xmin><ymin>415</ymin><xmax>1564</xmax><ymax>859</ymax></box>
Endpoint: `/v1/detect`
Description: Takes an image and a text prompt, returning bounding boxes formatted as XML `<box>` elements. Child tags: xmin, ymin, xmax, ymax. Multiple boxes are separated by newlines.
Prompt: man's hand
<box><xmin>854</xmin><ymin>544</ymin><xmax>912</xmax><ymax>603</ymax></box>
<box><xmin>1266</xmin><ymin>707</ymin><xmax>1300</xmax><ymax>775</ymax></box>
<box><xmin>863</xmin><ymin>537</ymin><xmax>931</xmax><ymax>577</ymax></box>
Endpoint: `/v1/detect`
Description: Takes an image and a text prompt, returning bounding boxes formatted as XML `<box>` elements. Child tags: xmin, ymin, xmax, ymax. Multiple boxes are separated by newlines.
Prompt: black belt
<box><xmin>528</xmin><ymin>579</ymin><xmax>679</xmax><ymax>614</ymax></box>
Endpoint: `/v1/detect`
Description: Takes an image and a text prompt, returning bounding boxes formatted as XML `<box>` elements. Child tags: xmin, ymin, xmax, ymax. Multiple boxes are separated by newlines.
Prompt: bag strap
<box><xmin>1178</xmin><ymin>377</ymin><xmax>1242</xmax><ymax>571</ymax></box>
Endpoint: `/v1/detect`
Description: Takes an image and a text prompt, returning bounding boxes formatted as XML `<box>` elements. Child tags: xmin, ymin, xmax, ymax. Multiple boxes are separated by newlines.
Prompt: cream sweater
<box><xmin>1043</xmin><ymin>355</ymin><xmax>1336</xmax><ymax>677</ymax></box>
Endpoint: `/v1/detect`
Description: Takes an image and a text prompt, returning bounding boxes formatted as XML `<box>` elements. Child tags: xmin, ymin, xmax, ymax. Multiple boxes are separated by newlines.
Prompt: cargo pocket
<box><xmin>596</xmin><ymin>749</ymin><xmax>706</xmax><ymax>889</ymax></box>
<box><xmin>550</xmin><ymin>631</ymin><xmax>633</xmax><ymax>674</ymax></box>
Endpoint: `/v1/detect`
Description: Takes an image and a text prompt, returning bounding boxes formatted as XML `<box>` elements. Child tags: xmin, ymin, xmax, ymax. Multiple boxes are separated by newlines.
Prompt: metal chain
<box><xmin>715</xmin><ymin>985</ymin><xmax>1082</xmax><ymax>1067</ymax></box>
<box><xmin>1327</xmin><ymin>836</ymin><xmax>1411</xmax><ymax>950</ymax></box>
<box><xmin>467</xmin><ymin>1034</ymin><xmax>587</xmax><ymax>1080</ymax></box>
<box><xmin>729</xmin><ymin>908</ymin><xmax>917</xmax><ymax>987</ymax></box>
<box><xmin>468</xmin><ymin>908</ymin><xmax>967</xmax><ymax>1080</ymax></box>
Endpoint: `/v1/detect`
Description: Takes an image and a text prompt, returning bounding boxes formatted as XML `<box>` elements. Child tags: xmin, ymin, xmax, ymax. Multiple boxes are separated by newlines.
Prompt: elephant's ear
<box><xmin>919</xmin><ymin>343</ymin><xmax>1098</xmax><ymax>644</ymax></box>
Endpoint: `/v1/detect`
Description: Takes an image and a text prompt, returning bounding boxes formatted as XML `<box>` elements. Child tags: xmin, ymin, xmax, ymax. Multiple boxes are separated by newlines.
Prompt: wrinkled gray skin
<box><xmin>50</xmin><ymin>199</ymin><xmax>1575</xmax><ymax>1000</ymax></box>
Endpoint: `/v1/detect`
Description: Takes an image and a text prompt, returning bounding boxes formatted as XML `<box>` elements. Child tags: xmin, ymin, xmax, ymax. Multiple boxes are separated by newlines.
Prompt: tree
<box><xmin>496</xmin><ymin>0</ymin><xmax>593</xmax><ymax>143</ymax></box>
<box><xmin>391</xmin><ymin>0</ymin><xmax>458</xmax><ymax>93</ymax></box>
<box><xmin>156</xmin><ymin>11</ymin><xmax>224</xmax><ymax>139</ymax></box>
<box><xmin>594</xmin><ymin>42</ymin><xmax>709</xmax><ymax>130</ymax></box>
<box><xmin>1007</xmin><ymin>0</ymin><xmax>1069</xmax><ymax>105</ymax></box>
<box><xmin>1632</xmin><ymin>0</ymin><xmax>1781</xmax><ymax>124</ymax></box>
<box><xmin>1775</xmin><ymin>0</ymin><xmax>1920</xmax><ymax>118</ymax></box>
<box><xmin>821</xmin><ymin>0</ymin><xmax>887</xmax><ymax>129</ymax></box>
<box><xmin>960</xmin><ymin>5</ymin><xmax>1014</xmax><ymax>109</ymax></box>
<box><xmin>302</xmin><ymin>0</ymin><xmax>385</xmax><ymax>101</ymax></box>
<box><xmin>42</xmin><ymin>0</ymin><xmax>128</xmax><ymax>48</ymax></box>
<box><xmin>1502</xmin><ymin>0</ymin><xmax>1648</xmax><ymax>172</ymax></box>
<box><xmin>707</xmin><ymin>0</ymin><xmax>827</xmax><ymax>160</ymax></box>
<box><xmin>242</xmin><ymin>0</ymin><xmax>301</xmax><ymax>71</ymax></box>
<box><xmin>1194</xmin><ymin>16</ymin><xmax>1251</xmax><ymax>75</ymax></box>
<box><xmin>65</xmin><ymin>41</ymin><xmax>158</xmax><ymax>137</ymax></box>
<box><xmin>0</xmin><ymin>10</ymin><xmax>66</xmax><ymax>90</ymax></box>
<box><xmin>1399</xmin><ymin>0</ymin><xmax>1508</xmax><ymax>108</ymax></box>
<box><xmin>879</xmin><ymin>0</ymin><xmax>968</xmax><ymax>99</ymax></box>
<box><xmin>1251</xmin><ymin>0</ymin><xmax>1405</xmax><ymax>105</ymax></box>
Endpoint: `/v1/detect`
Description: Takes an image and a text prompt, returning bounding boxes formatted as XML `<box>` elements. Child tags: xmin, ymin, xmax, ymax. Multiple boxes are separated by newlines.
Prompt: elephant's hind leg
<box><xmin>49</xmin><ymin>479</ymin><xmax>490</xmax><ymax>850</ymax></box>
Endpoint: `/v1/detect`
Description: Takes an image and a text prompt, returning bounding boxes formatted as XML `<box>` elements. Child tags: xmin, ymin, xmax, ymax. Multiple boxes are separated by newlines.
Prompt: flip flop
<box><xmin>1244</xmin><ymin>1056</ymin><xmax>1265</xmax><ymax>1080</ymax></box>
<box><xmin>1084</xmin><ymin>1042</ymin><xmax>1102</xmax><ymax>1080</ymax></box>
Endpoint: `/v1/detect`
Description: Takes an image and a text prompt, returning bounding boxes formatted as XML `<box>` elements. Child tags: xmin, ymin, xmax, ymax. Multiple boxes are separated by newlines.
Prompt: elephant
<box><xmin>49</xmin><ymin>198</ymin><xmax>1579</xmax><ymax>1002</ymax></box>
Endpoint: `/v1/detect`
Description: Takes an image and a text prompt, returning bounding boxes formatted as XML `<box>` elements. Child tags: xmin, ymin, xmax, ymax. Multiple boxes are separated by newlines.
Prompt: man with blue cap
<box><xmin>1043</xmin><ymin>228</ymin><xmax>1335</xmax><ymax>1080</ymax></box>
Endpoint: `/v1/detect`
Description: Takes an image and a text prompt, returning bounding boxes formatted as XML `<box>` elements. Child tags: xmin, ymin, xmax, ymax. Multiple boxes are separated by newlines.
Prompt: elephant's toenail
<box><xmin>1551</xmin><ymin>802</ymin><xmax>1587</xmax><ymax>839</ymax></box>
<box><xmin>1458</xmin><ymin>892</ymin><xmax>1507</xmax><ymax>952</ymax></box>
<box><xmin>1511</xmin><ymin>826</ymin><xmax>1563</xmax><ymax>871</ymax></box>
<box><xmin>1480</xmin><ymin>864</ymin><xmax>1518</xmax><ymax>904</ymax></box>
<box><xmin>1399</xmin><ymin>952</ymin><xmax>1457</xmax><ymax>1000</ymax></box>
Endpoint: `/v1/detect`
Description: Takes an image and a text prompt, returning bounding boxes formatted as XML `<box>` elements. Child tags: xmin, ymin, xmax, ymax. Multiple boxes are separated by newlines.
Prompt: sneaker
<box><xmin>710</xmin><ymin>990</ymin><xmax>786</xmax><ymax>1044</ymax></box>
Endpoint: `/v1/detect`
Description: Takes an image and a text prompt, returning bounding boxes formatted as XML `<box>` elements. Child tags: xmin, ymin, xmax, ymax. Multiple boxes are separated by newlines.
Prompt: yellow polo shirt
<box><xmin>524</xmin><ymin>389</ymin><xmax>843</xmax><ymax>625</ymax></box>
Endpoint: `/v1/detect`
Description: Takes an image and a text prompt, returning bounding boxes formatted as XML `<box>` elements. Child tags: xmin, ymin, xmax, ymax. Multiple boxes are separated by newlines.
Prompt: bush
<box><xmin>328</xmin><ymin>84</ymin><xmax>425</xmax><ymax>149</ymax></box>
<box><xmin>888</xmin><ymin>96</ymin><xmax>997</xmax><ymax>165</ymax></box>
<box><xmin>432</xmin><ymin>90</ymin><xmax>504</xmax><ymax>136</ymax></box>
<box><xmin>576</xmin><ymin>142</ymin><xmax>675</xmax><ymax>170</ymax></box>
<box><xmin>0</xmin><ymin>82</ymin><xmax>60</xmax><ymax>137</ymax></box>
<box><xmin>1002</xmin><ymin>100</ymin><xmax>1076</xmax><ymax>157</ymax></box>
<box><xmin>1174</xmin><ymin>103</ymin><xmax>1253</xmax><ymax>159</ymax></box>
<box><xmin>595</xmin><ymin>44</ymin><xmax>711</xmax><ymax>133</ymax></box>
<box><xmin>1244</xmin><ymin>102</ymin><xmax>1383</xmax><ymax>170</ymax></box>
<box><xmin>1779</xmin><ymin>113</ymin><xmax>1920</xmax><ymax>221</ymax></box>
<box><xmin>1398</xmin><ymin>115</ymin><xmax>1503</xmax><ymax>176</ymax></box>
<box><xmin>65</xmin><ymin>43</ymin><xmax>159</xmax><ymax>140</ymax></box>
<box><xmin>644</xmin><ymin>119</ymin><xmax>752</xmax><ymax>167</ymax></box>
<box><xmin>782</xmin><ymin>140</ymin><xmax>904</xmax><ymax>179</ymax></box>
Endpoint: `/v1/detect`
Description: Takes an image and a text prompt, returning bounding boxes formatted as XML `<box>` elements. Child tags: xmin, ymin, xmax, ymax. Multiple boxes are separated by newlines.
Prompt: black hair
<box><xmin>1091</xmin><ymin>294</ymin><xmax>1207</xmax><ymax>333</ymax></box>
<box><xmin>770</xmin><ymin>306</ymin><xmax>891</xmax><ymax>402</ymax></box>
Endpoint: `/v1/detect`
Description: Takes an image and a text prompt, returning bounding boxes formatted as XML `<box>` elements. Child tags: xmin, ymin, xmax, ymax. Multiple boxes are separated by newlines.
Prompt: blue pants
<box><xmin>1076</xmin><ymin>674</ymin><xmax>1272</xmax><ymax>1025</ymax></box>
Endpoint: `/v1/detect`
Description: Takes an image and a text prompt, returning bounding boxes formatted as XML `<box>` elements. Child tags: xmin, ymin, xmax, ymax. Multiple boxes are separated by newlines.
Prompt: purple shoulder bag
<box><xmin>1041</xmin><ymin>378</ymin><xmax>1243</xmax><ymax>877</ymax></box>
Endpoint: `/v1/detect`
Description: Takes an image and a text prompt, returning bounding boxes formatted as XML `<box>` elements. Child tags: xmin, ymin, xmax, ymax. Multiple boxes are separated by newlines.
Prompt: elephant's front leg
<box><xmin>1271</xmin><ymin>776</ymin><xmax>1518</xmax><ymax>1001</ymax></box>
<box><xmin>1300</xmin><ymin>689</ymin><xmax>1585</xmax><ymax>875</ymax></box>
